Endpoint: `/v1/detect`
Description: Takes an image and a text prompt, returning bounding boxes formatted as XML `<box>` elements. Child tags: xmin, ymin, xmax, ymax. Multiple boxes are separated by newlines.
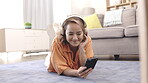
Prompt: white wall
<box><xmin>53</xmin><ymin>0</ymin><xmax>106</xmax><ymax>23</ymax></box>
<box><xmin>71</xmin><ymin>0</ymin><xmax>106</xmax><ymax>15</ymax></box>
<box><xmin>71</xmin><ymin>0</ymin><xmax>91</xmax><ymax>15</ymax></box>
<box><xmin>53</xmin><ymin>0</ymin><xmax>71</xmax><ymax>23</ymax></box>
<box><xmin>0</xmin><ymin>0</ymin><xmax>23</xmax><ymax>29</ymax></box>
<box><xmin>91</xmin><ymin>0</ymin><xmax>106</xmax><ymax>14</ymax></box>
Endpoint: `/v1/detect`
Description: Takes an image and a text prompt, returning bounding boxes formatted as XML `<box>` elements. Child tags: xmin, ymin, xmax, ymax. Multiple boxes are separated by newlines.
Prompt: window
<box><xmin>0</xmin><ymin>0</ymin><xmax>23</xmax><ymax>28</ymax></box>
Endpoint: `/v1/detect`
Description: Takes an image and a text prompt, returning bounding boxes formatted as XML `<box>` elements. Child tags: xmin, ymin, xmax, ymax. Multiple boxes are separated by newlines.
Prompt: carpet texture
<box><xmin>0</xmin><ymin>60</ymin><xmax>140</xmax><ymax>83</ymax></box>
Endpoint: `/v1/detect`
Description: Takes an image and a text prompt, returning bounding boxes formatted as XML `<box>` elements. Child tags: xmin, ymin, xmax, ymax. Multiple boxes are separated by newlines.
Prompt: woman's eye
<box><xmin>69</xmin><ymin>34</ymin><xmax>73</xmax><ymax>36</ymax></box>
<box><xmin>77</xmin><ymin>33</ymin><xmax>82</xmax><ymax>35</ymax></box>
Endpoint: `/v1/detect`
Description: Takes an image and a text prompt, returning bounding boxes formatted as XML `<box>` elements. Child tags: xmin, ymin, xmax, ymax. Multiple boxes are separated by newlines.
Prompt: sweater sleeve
<box><xmin>48</xmin><ymin>38</ymin><xmax>69</xmax><ymax>74</ymax></box>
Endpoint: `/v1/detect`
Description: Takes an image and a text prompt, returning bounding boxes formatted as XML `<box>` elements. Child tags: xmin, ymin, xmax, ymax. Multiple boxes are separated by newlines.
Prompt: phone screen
<box><xmin>83</xmin><ymin>58</ymin><xmax>98</xmax><ymax>71</ymax></box>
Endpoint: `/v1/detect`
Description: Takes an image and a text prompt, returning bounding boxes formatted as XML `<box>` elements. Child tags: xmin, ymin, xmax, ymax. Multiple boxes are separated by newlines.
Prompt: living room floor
<box><xmin>0</xmin><ymin>52</ymin><xmax>48</xmax><ymax>64</ymax></box>
<box><xmin>94</xmin><ymin>54</ymin><xmax>139</xmax><ymax>61</ymax></box>
<box><xmin>0</xmin><ymin>52</ymin><xmax>139</xmax><ymax>65</ymax></box>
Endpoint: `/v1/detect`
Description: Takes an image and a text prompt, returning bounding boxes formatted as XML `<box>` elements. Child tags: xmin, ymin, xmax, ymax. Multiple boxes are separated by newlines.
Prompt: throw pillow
<box><xmin>83</xmin><ymin>13</ymin><xmax>102</xmax><ymax>29</ymax></box>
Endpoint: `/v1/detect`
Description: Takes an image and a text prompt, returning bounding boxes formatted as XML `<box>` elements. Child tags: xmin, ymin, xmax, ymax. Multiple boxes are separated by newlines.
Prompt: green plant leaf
<box><xmin>24</xmin><ymin>22</ymin><xmax>32</xmax><ymax>26</ymax></box>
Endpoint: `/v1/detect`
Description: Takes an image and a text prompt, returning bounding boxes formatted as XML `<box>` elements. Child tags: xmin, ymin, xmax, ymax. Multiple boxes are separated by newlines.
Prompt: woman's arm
<box><xmin>78</xmin><ymin>35</ymin><xmax>88</xmax><ymax>66</ymax></box>
<box><xmin>79</xmin><ymin>48</ymin><xmax>87</xmax><ymax>66</ymax></box>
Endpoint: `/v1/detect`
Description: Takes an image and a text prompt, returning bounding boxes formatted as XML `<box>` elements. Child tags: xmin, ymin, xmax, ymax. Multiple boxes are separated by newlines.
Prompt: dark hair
<box><xmin>60</xmin><ymin>16</ymin><xmax>87</xmax><ymax>44</ymax></box>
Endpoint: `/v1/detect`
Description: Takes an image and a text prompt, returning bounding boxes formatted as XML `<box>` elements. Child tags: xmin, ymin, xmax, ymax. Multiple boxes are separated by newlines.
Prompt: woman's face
<box><xmin>65</xmin><ymin>23</ymin><xmax>84</xmax><ymax>47</ymax></box>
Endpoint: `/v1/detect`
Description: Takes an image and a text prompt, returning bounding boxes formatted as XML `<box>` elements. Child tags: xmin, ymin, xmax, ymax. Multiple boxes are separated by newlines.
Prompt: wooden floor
<box><xmin>0</xmin><ymin>52</ymin><xmax>48</xmax><ymax>65</ymax></box>
<box><xmin>0</xmin><ymin>52</ymin><xmax>139</xmax><ymax>65</ymax></box>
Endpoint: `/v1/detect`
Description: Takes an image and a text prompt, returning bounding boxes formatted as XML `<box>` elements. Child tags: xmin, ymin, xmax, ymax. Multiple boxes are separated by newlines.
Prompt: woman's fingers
<box><xmin>80</xmin><ymin>68</ymin><xmax>92</xmax><ymax>78</ymax></box>
<box><xmin>78</xmin><ymin>66</ymin><xmax>87</xmax><ymax>74</ymax></box>
<box><xmin>79</xmin><ymin>35</ymin><xmax>89</xmax><ymax>49</ymax></box>
<box><xmin>81</xmin><ymin>69</ymin><xmax>93</xmax><ymax>78</ymax></box>
<box><xmin>83</xmin><ymin>35</ymin><xmax>88</xmax><ymax>44</ymax></box>
<box><xmin>78</xmin><ymin>68</ymin><xmax>93</xmax><ymax>78</ymax></box>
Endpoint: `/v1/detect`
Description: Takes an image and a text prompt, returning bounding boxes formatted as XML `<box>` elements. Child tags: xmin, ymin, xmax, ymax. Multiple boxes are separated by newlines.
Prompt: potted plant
<box><xmin>24</xmin><ymin>22</ymin><xmax>32</xmax><ymax>29</ymax></box>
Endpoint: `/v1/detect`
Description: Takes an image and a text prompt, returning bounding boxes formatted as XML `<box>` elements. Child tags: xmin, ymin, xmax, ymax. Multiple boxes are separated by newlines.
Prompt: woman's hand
<box><xmin>77</xmin><ymin>66</ymin><xmax>93</xmax><ymax>78</ymax></box>
<box><xmin>79</xmin><ymin>35</ymin><xmax>88</xmax><ymax>49</ymax></box>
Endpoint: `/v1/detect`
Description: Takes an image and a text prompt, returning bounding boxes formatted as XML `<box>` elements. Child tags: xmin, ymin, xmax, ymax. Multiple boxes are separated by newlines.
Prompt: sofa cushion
<box><xmin>88</xmin><ymin>27</ymin><xmax>124</xmax><ymax>39</ymax></box>
<box><xmin>104</xmin><ymin>8</ymin><xmax>136</xmax><ymax>27</ymax></box>
<box><xmin>122</xmin><ymin>8</ymin><xmax>136</xmax><ymax>26</ymax></box>
<box><xmin>83</xmin><ymin>13</ymin><xmax>102</xmax><ymax>29</ymax></box>
<box><xmin>124</xmin><ymin>25</ymin><xmax>139</xmax><ymax>37</ymax></box>
<box><xmin>103</xmin><ymin>9</ymin><xmax>123</xmax><ymax>27</ymax></box>
<box><xmin>97</xmin><ymin>14</ymin><xmax>104</xmax><ymax>27</ymax></box>
<box><xmin>136</xmin><ymin>8</ymin><xmax>139</xmax><ymax>25</ymax></box>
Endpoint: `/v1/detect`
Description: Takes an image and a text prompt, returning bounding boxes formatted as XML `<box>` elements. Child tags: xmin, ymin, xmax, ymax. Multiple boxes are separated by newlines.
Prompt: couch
<box><xmin>87</xmin><ymin>8</ymin><xmax>139</xmax><ymax>60</ymax></box>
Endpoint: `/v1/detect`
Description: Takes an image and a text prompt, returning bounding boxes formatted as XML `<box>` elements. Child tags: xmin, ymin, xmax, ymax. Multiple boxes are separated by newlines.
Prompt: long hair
<box><xmin>60</xmin><ymin>16</ymin><xmax>87</xmax><ymax>44</ymax></box>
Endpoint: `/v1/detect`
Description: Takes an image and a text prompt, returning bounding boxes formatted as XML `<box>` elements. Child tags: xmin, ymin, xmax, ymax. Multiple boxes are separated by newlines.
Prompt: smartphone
<box><xmin>83</xmin><ymin>58</ymin><xmax>98</xmax><ymax>71</ymax></box>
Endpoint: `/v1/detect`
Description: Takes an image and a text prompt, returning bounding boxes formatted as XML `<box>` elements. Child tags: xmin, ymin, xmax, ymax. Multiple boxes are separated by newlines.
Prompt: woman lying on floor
<box><xmin>46</xmin><ymin>16</ymin><xmax>94</xmax><ymax>78</ymax></box>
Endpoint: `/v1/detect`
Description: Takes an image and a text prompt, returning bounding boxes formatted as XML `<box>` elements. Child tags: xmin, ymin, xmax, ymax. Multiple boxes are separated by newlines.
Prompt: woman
<box><xmin>47</xmin><ymin>16</ymin><xmax>94</xmax><ymax>78</ymax></box>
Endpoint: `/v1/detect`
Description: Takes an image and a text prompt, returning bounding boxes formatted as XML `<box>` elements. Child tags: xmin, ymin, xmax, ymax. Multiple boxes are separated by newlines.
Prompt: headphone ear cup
<box><xmin>61</xmin><ymin>29</ymin><xmax>64</xmax><ymax>35</ymax></box>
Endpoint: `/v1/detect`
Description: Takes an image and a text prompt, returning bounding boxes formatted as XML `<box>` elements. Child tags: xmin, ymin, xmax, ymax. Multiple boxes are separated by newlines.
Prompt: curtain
<box><xmin>23</xmin><ymin>0</ymin><xmax>53</xmax><ymax>29</ymax></box>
